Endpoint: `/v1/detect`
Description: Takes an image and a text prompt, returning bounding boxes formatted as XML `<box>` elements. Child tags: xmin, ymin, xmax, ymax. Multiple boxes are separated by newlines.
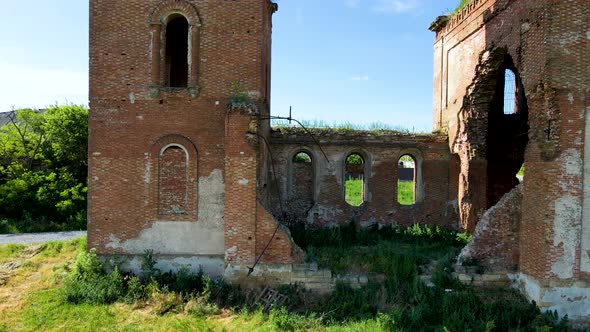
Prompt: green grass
<box><xmin>0</xmin><ymin>232</ymin><xmax>572</xmax><ymax>332</ymax></box>
<box><xmin>345</xmin><ymin>178</ymin><xmax>363</xmax><ymax>206</ymax></box>
<box><xmin>397</xmin><ymin>181</ymin><xmax>415</xmax><ymax>205</ymax></box>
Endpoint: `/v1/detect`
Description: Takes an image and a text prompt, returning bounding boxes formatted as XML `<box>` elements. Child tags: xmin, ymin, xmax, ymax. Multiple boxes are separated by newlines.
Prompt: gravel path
<box><xmin>0</xmin><ymin>231</ymin><xmax>86</xmax><ymax>245</ymax></box>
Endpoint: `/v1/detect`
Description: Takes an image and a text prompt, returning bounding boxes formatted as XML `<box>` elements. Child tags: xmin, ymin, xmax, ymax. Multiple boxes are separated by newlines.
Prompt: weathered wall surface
<box><xmin>269</xmin><ymin>128</ymin><xmax>457</xmax><ymax>228</ymax></box>
<box><xmin>88</xmin><ymin>0</ymin><xmax>285</xmax><ymax>276</ymax></box>
<box><xmin>459</xmin><ymin>184</ymin><xmax>522</xmax><ymax>272</ymax></box>
<box><xmin>432</xmin><ymin>0</ymin><xmax>589</xmax><ymax>321</ymax></box>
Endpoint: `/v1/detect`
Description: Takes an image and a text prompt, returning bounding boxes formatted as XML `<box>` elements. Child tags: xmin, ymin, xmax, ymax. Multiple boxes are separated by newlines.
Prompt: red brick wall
<box><xmin>88</xmin><ymin>0</ymin><xmax>281</xmax><ymax>259</ymax></box>
<box><xmin>269</xmin><ymin>129</ymin><xmax>457</xmax><ymax>229</ymax></box>
<box><xmin>433</xmin><ymin>0</ymin><xmax>589</xmax><ymax>283</ymax></box>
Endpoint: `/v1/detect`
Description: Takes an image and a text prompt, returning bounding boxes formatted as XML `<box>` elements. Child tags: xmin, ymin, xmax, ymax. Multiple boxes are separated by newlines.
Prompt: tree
<box><xmin>0</xmin><ymin>105</ymin><xmax>89</xmax><ymax>233</ymax></box>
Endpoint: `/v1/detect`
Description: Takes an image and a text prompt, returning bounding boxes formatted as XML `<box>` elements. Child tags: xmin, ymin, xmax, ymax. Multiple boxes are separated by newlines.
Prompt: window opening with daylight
<box><xmin>503</xmin><ymin>69</ymin><xmax>516</xmax><ymax>114</ymax></box>
<box><xmin>345</xmin><ymin>153</ymin><xmax>365</xmax><ymax>206</ymax></box>
<box><xmin>291</xmin><ymin>151</ymin><xmax>314</xmax><ymax>200</ymax></box>
<box><xmin>397</xmin><ymin>155</ymin><xmax>416</xmax><ymax>205</ymax></box>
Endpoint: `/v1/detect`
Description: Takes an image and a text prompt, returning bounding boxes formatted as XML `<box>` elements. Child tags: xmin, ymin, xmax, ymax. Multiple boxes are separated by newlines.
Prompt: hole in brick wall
<box><xmin>165</xmin><ymin>15</ymin><xmax>189</xmax><ymax>88</ymax></box>
<box><xmin>345</xmin><ymin>153</ymin><xmax>365</xmax><ymax>207</ymax></box>
<box><xmin>485</xmin><ymin>62</ymin><xmax>529</xmax><ymax>207</ymax></box>
<box><xmin>397</xmin><ymin>155</ymin><xmax>416</xmax><ymax>205</ymax></box>
<box><xmin>159</xmin><ymin>99</ymin><xmax>164</xmax><ymax>104</ymax></box>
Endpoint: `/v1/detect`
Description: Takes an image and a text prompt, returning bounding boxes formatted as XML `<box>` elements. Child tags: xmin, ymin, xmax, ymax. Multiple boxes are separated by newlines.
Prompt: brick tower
<box><xmin>88</xmin><ymin>0</ymin><xmax>301</xmax><ymax>278</ymax></box>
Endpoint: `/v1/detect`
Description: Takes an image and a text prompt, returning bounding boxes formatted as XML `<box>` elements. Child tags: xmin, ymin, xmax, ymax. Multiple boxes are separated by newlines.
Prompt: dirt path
<box><xmin>0</xmin><ymin>231</ymin><xmax>86</xmax><ymax>245</ymax></box>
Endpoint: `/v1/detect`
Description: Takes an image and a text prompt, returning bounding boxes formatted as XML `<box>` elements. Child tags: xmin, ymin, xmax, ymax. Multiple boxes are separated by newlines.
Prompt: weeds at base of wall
<box><xmin>55</xmin><ymin>229</ymin><xmax>572</xmax><ymax>331</ymax></box>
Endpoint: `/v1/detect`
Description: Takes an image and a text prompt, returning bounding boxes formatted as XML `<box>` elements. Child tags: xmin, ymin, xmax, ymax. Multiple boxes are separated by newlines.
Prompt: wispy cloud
<box><xmin>346</xmin><ymin>0</ymin><xmax>421</xmax><ymax>14</ymax></box>
<box><xmin>351</xmin><ymin>75</ymin><xmax>370</xmax><ymax>81</ymax></box>
<box><xmin>345</xmin><ymin>0</ymin><xmax>362</xmax><ymax>8</ymax></box>
<box><xmin>372</xmin><ymin>0</ymin><xmax>420</xmax><ymax>14</ymax></box>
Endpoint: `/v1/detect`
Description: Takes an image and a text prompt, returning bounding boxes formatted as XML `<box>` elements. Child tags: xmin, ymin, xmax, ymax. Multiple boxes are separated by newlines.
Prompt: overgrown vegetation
<box><xmin>0</xmin><ymin>232</ymin><xmax>573</xmax><ymax>331</ymax></box>
<box><xmin>0</xmin><ymin>105</ymin><xmax>88</xmax><ymax>233</ymax></box>
<box><xmin>271</xmin><ymin>118</ymin><xmax>426</xmax><ymax>134</ymax></box>
<box><xmin>454</xmin><ymin>0</ymin><xmax>472</xmax><ymax>14</ymax></box>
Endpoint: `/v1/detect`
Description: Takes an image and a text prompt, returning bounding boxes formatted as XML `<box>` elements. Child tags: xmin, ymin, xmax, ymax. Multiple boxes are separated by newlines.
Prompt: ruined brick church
<box><xmin>88</xmin><ymin>0</ymin><xmax>589</xmax><ymax>321</ymax></box>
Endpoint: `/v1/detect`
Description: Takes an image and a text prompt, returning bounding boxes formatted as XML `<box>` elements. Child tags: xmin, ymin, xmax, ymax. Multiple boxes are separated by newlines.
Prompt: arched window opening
<box><xmin>397</xmin><ymin>155</ymin><xmax>416</xmax><ymax>205</ymax></box>
<box><xmin>345</xmin><ymin>153</ymin><xmax>364</xmax><ymax>206</ymax></box>
<box><xmin>159</xmin><ymin>145</ymin><xmax>188</xmax><ymax>214</ymax></box>
<box><xmin>291</xmin><ymin>151</ymin><xmax>313</xmax><ymax>201</ymax></box>
<box><xmin>165</xmin><ymin>15</ymin><xmax>189</xmax><ymax>88</ymax></box>
<box><xmin>503</xmin><ymin>69</ymin><xmax>516</xmax><ymax>114</ymax></box>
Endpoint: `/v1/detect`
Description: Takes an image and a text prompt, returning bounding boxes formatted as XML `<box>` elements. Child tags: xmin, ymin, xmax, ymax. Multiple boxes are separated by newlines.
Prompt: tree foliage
<box><xmin>0</xmin><ymin>105</ymin><xmax>88</xmax><ymax>233</ymax></box>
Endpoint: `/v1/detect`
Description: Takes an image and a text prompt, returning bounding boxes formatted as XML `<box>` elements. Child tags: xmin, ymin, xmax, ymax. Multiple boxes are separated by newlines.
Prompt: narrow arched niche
<box><xmin>158</xmin><ymin>144</ymin><xmax>189</xmax><ymax>214</ymax></box>
<box><xmin>165</xmin><ymin>15</ymin><xmax>189</xmax><ymax>87</ymax></box>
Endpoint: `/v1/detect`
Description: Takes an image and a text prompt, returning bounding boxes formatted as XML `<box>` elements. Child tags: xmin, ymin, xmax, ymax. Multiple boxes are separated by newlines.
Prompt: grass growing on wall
<box><xmin>398</xmin><ymin>181</ymin><xmax>415</xmax><ymax>205</ymax></box>
<box><xmin>345</xmin><ymin>178</ymin><xmax>363</xmax><ymax>206</ymax></box>
<box><xmin>454</xmin><ymin>0</ymin><xmax>473</xmax><ymax>13</ymax></box>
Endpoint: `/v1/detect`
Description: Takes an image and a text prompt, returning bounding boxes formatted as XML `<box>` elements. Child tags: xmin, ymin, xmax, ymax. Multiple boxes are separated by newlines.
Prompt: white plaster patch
<box><xmin>568</xmin><ymin>93</ymin><xmax>575</xmax><ymax>104</ymax></box>
<box><xmin>114</xmin><ymin>255</ymin><xmax>224</xmax><ymax>277</ymax></box>
<box><xmin>238</xmin><ymin>178</ymin><xmax>249</xmax><ymax>186</ymax></box>
<box><xmin>552</xmin><ymin>196</ymin><xmax>581</xmax><ymax>279</ymax></box>
<box><xmin>93</xmin><ymin>152</ymin><xmax>101</xmax><ymax>156</ymax></box>
<box><xmin>560</xmin><ymin>149</ymin><xmax>582</xmax><ymax>177</ymax></box>
<box><xmin>129</xmin><ymin>92</ymin><xmax>136</xmax><ymax>104</ymax></box>
<box><xmin>106</xmin><ymin>221</ymin><xmax>225</xmax><ymax>256</ymax></box>
<box><xmin>514</xmin><ymin>273</ymin><xmax>590</xmax><ymax>322</ymax></box>
<box><xmin>197</xmin><ymin>169</ymin><xmax>225</xmax><ymax>228</ymax></box>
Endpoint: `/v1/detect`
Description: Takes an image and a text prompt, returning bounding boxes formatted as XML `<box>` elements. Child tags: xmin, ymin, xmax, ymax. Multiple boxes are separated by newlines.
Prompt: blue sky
<box><xmin>0</xmin><ymin>0</ymin><xmax>459</xmax><ymax>132</ymax></box>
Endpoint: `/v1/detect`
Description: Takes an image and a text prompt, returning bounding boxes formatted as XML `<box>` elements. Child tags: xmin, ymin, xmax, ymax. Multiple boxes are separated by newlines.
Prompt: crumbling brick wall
<box><xmin>431</xmin><ymin>0</ymin><xmax>590</xmax><ymax>321</ymax></box>
<box><xmin>268</xmin><ymin>128</ymin><xmax>457</xmax><ymax>229</ymax></box>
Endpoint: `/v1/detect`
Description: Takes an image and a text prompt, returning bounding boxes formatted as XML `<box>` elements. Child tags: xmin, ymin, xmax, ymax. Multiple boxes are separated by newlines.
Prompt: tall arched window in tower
<box><xmin>165</xmin><ymin>15</ymin><xmax>189</xmax><ymax>87</ymax></box>
<box><xmin>345</xmin><ymin>153</ymin><xmax>365</xmax><ymax>206</ymax></box>
<box><xmin>503</xmin><ymin>69</ymin><xmax>516</xmax><ymax>114</ymax></box>
<box><xmin>159</xmin><ymin>145</ymin><xmax>188</xmax><ymax>214</ymax></box>
<box><xmin>397</xmin><ymin>155</ymin><xmax>416</xmax><ymax>205</ymax></box>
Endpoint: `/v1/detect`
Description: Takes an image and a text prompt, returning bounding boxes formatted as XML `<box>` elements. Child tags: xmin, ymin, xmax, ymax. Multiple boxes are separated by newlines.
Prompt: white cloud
<box><xmin>371</xmin><ymin>0</ymin><xmax>420</xmax><ymax>14</ymax></box>
<box><xmin>351</xmin><ymin>75</ymin><xmax>370</xmax><ymax>81</ymax></box>
<box><xmin>0</xmin><ymin>61</ymin><xmax>88</xmax><ymax>111</ymax></box>
<box><xmin>345</xmin><ymin>0</ymin><xmax>362</xmax><ymax>8</ymax></box>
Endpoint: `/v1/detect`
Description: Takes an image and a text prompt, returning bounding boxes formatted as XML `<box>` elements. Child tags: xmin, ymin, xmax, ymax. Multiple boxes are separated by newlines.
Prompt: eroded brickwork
<box><xmin>268</xmin><ymin>128</ymin><xmax>457</xmax><ymax>228</ymax></box>
<box><xmin>432</xmin><ymin>0</ymin><xmax>589</xmax><ymax>320</ymax></box>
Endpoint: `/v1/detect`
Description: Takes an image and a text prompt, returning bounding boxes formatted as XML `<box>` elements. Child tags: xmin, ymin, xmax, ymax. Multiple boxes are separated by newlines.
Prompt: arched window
<box><xmin>165</xmin><ymin>15</ymin><xmax>189</xmax><ymax>87</ymax></box>
<box><xmin>159</xmin><ymin>145</ymin><xmax>188</xmax><ymax>214</ymax></box>
<box><xmin>503</xmin><ymin>69</ymin><xmax>516</xmax><ymax>114</ymax></box>
<box><xmin>291</xmin><ymin>151</ymin><xmax>313</xmax><ymax>201</ymax></box>
<box><xmin>345</xmin><ymin>153</ymin><xmax>365</xmax><ymax>206</ymax></box>
<box><xmin>397</xmin><ymin>155</ymin><xmax>416</xmax><ymax>205</ymax></box>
